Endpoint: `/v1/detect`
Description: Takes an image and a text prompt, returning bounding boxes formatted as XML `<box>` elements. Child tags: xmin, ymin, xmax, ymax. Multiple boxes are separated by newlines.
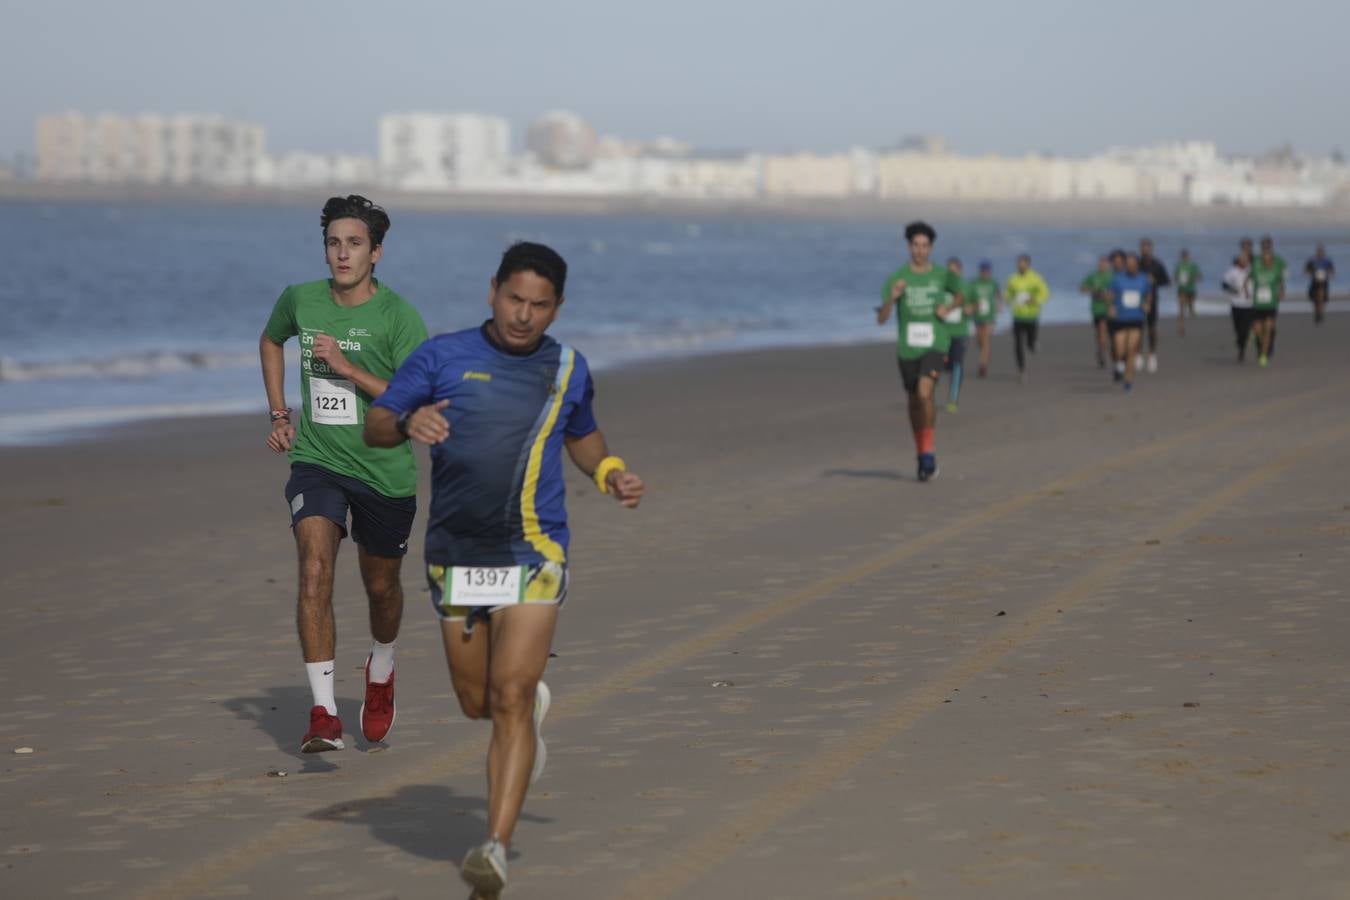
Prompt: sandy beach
<box><xmin>2</xmin><ymin>313</ymin><xmax>1349</xmax><ymax>899</ymax></box>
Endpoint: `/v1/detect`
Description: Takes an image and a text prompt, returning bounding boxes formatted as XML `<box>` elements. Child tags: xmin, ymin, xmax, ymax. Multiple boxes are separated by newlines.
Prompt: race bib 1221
<box><xmin>310</xmin><ymin>377</ymin><xmax>358</xmax><ymax>425</ymax></box>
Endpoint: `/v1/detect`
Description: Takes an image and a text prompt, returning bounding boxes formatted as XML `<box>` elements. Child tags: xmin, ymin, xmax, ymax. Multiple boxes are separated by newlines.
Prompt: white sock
<box><xmin>306</xmin><ymin>661</ymin><xmax>337</xmax><ymax>715</ymax></box>
<box><xmin>1115</xmin><ymin>361</ymin><xmax>1125</xmax><ymax>373</ymax></box>
<box><xmin>368</xmin><ymin>640</ymin><xmax>396</xmax><ymax>683</ymax></box>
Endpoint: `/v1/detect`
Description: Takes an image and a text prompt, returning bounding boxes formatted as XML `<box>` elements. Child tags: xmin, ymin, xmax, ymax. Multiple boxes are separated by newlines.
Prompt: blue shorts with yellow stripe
<box><xmin>427</xmin><ymin>561</ymin><xmax>569</xmax><ymax>627</ymax></box>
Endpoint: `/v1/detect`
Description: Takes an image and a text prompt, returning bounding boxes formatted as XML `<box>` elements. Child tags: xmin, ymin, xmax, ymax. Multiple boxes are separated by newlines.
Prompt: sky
<box><xmin>3</xmin><ymin>0</ymin><xmax>1348</xmax><ymax>162</ymax></box>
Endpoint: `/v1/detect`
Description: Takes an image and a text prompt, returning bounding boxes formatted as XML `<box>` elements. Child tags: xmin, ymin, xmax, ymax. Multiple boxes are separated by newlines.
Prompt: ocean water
<box><xmin>0</xmin><ymin>200</ymin><xmax>1339</xmax><ymax>444</ymax></box>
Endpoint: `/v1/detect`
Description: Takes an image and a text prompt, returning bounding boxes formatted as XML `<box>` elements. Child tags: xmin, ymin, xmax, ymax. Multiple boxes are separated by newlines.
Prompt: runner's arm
<box><xmin>936</xmin><ymin>286</ymin><xmax>964</xmax><ymax>319</ymax></box>
<box><xmin>311</xmin><ymin>334</ymin><xmax>389</xmax><ymax>399</ymax></box>
<box><xmin>565</xmin><ymin>429</ymin><xmax>644</xmax><ymax>508</ymax></box>
<box><xmin>260</xmin><ymin>332</ymin><xmax>294</xmax><ymax>452</ymax></box>
<box><xmin>363</xmin><ymin>340</ymin><xmax>447</xmax><ymax>447</ymax></box>
<box><xmin>365</xmin><ymin>401</ymin><xmax>449</xmax><ymax>447</ymax></box>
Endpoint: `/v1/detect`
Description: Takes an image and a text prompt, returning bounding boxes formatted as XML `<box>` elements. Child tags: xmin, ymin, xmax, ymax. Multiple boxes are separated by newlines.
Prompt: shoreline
<box><xmin>2</xmin><ymin>307</ymin><xmax>1344</xmax><ymax>448</ymax></box>
<box><xmin>5</xmin><ymin>180</ymin><xmax>1350</xmax><ymax>228</ymax></box>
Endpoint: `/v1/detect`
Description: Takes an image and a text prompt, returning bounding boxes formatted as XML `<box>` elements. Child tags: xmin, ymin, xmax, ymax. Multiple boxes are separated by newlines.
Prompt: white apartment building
<box><xmin>761</xmin><ymin>153</ymin><xmax>857</xmax><ymax>198</ymax></box>
<box><xmin>876</xmin><ymin>152</ymin><xmax>1151</xmax><ymax>202</ymax></box>
<box><xmin>378</xmin><ymin>113</ymin><xmax>511</xmax><ymax>190</ymax></box>
<box><xmin>35</xmin><ymin>112</ymin><xmax>266</xmax><ymax>185</ymax></box>
<box><xmin>527</xmin><ymin>110</ymin><xmax>597</xmax><ymax>169</ymax></box>
<box><xmin>260</xmin><ymin>153</ymin><xmax>377</xmax><ymax>189</ymax></box>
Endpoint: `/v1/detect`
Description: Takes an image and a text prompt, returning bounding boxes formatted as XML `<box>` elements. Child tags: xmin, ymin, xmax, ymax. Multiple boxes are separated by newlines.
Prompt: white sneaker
<box><xmin>530</xmin><ymin>681</ymin><xmax>551</xmax><ymax>786</ymax></box>
<box><xmin>1147</xmin><ymin>354</ymin><xmax>1158</xmax><ymax>373</ymax></box>
<box><xmin>1134</xmin><ymin>354</ymin><xmax>1144</xmax><ymax>370</ymax></box>
<box><xmin>461</xmin><ymin>839</ymin><xmax>508</xmax><ymax>899</ymax></box>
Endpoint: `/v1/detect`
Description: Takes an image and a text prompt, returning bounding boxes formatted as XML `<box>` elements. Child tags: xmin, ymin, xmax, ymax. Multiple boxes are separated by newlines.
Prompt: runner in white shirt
<box><xmin>1221</xmin><ymin>254</ymin><xmax>1254</xmax><ymax>363</ymax></box>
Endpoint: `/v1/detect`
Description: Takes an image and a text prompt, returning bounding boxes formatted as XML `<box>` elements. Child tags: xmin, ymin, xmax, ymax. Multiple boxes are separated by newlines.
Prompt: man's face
<box><xmin>908</xmin><ymin>234</ymin><xmax>932</xmax><ymax>267</ymax></box>
<box><xmin>1260</xmin><ymin>237</ymin><xmax>1274</xmax><ymax>253</ymax></box>
<box><xmin>325</xmin><ymin>218</ymin><xmax>381</xmax><ymax>290</ymax></box>
<box><xmin>1126</xmin><ymin>256</ymin><xmax>1140</xmax><ymax>275</ymax></box>
<box><xmin>1016</xmin><ymin>257</ymin><xmax>1029</xmax><ymax>274</ymax></box>
<box><xmin>1111</xmin><ymin>254</ymin><xmax>1124</xmax><ymax>271</ymax></box>
<box><xmin>979</xmin><ymin>266</ymin><xmax>992</xmax><ymax>279</ymax></box>
<box><xmin>947</xmin><ymin>260</ymin><xmax>962</xmax><ymax>276</ymax></box>
<box><xmin>1098</xmin><ymin>258</ymin><xmax>1110</xmax><ymax>273</ymax></box>
<box><xmin>489</xmin><ymin>270</ymin><xmax>562</xmax><ymax>352</ymax></box>
<box><xmin>1140</xmin><ymin>240</ymin><xmax>1154</xmax><ymax>258</ymax></box>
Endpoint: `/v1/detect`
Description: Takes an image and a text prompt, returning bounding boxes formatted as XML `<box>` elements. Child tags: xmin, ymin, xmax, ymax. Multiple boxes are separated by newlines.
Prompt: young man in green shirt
<box><xmin>1247</xmin><ymin>243</ymin><xmax>1284</xmax><ymax>368</ymax></box>
<box><xmin>260</xmin><ymin>195</ymin><xmax>430</xmax><ymax>752</ymax></box>
<box><xmin>969</xmin><ymin>260</ymin><xmax>1001</xmax><ymax>379</ymax></box>
<box><xmin>1080</xmin><ymin>255</ymin><xmax>1113</xmax><ymax>369</ymax></box>
<box><xmin>876</xmin><ymin>221</ymin><xmax>964</xmax><ymax>482</ymax></box>
<box><xmin>1174</xmin><ymin>249</ymin><xmax>1201</xmax><ymax>337</ymax></box>
<box><xmin>1258</xmin><ymin>235</ymin><xmax>1286</xmax><ymax>359</ymax></box>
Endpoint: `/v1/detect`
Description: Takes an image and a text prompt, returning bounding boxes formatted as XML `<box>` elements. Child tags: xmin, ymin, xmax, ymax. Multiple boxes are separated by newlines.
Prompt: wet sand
<box><xmin>2</xmin><ymin>313</ymin><xmax>1349</xmax><ymax>899</ymax></box>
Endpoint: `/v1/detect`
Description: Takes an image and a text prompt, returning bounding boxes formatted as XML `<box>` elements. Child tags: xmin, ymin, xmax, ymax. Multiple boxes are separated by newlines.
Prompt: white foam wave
<box><xmin>0</xmin><ymin>349</ymin><xmax>259</xmax><ymax>383</ymax></box>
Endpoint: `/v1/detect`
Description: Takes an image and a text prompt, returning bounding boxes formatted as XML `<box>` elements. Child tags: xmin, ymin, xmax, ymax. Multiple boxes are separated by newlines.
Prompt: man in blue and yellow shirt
<box><xmin>365</xmin><ymin>242</ymin><xmax>644</xmax><ymax>899</ymax></box>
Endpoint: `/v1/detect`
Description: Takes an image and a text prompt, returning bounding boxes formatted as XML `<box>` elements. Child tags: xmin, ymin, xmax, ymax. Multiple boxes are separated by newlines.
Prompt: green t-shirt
<box><xmin>941</xmin><ymin>279</ymin><xmax>972</xmax><ymax>340</ymax></box>
<box><xmin>1249</xmin><ymin>260</ymin><xmax>1283</xmax><ymax>310</ymax></box>
<box><xmin>882</xmin><ymin>264</ymin><xmax>962</xmax><ymax>359</ymax></box>
<box><xmin>264</xmin><ymin>279</ymin><xmax>429</xmax><ymax>498</ymax></box>
<box><xmin>1081</xmin><ymin>271</ymin><xmax>1112</xmax><ymax>318</ymax></box>
<box><xmin>1175</xmin><ymin>260</ymin><xmax>1201</xmax><ymax>294</ymax></box>
<box><xmin>969</xmin><ymin>277</ymin><xmax>999</xmax><ymax>323</ymax></box>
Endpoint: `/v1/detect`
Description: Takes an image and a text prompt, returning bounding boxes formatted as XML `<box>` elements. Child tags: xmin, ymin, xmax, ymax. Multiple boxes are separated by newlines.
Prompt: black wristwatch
<box><xmin>395</xmin><ymin>409</ymin><xmax>412</xmax><ymax>438</ymax></box>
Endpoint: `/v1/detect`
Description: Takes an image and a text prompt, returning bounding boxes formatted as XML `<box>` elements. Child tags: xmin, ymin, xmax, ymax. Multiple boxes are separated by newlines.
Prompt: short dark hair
<box><xmin>904</xmin><ymin>221</ymin><xmax>936</xmax><ymax>243</ymax></box>
<box><xmin>321</xmin><ymin>195</ymin><xmax>390</xmax><ymax>247</ymax></box>
<box><xmin>495</xmin><ymin>241</ymin><xmax>568</xmax><ymax>298</ymax></box>
<box><xmin>1017</xmin><ymin>253</ymin><xmax>1031</xmax><ymax>263</ymax></box>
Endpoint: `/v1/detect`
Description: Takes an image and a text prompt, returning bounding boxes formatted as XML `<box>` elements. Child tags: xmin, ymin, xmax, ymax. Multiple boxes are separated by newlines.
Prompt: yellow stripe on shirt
<box><xmin>520</xmin><ymin>346</ymin><xmax>575</xmax><ymax>562</ymax></box>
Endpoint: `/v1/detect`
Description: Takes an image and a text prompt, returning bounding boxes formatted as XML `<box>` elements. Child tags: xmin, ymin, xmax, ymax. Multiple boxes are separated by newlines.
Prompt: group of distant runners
<box><xmin>261</xmin><ymin>195</ymin><xmax>643</xmax><ymax>899</ymax></box>
<box><xmin>878</xmin><ymin>221</ymin><xmax>1336</xmax><ymax>479</ymax></box>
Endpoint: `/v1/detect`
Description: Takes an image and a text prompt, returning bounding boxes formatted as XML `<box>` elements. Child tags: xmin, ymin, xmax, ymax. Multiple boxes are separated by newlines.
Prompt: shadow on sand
<box><xmin>307</xmin><ymin>783</ymin><xmax>552</xmax><ymax>862</ymax></box>
<box><xmin>222</xmin><ymin>685</ymin><xmax>382</xmax><ymax>772</ymax></box>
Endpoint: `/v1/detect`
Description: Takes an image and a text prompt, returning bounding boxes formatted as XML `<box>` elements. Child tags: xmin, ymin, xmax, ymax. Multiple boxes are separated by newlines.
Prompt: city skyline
<box><xmin>2</xmin><ymin>0</ymin><xmax>1348</xmax><ymax>164</ymax></box>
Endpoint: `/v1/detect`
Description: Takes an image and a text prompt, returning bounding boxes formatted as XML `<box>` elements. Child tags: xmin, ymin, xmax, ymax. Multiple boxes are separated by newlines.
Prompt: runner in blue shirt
<box><xmin>365</xmin><ymin>242</ymin><xmax>645</xmax><ymax>899</ymax></box>
<box><xmin>1107</xmin><ymin>252</ymin><xmax>1152</xmax><ymax>392</ymax></box>
<box><xmin>1305</xmin><ymin>244</ymin><xmax>1335</xmax><ymax>325</ymax></box>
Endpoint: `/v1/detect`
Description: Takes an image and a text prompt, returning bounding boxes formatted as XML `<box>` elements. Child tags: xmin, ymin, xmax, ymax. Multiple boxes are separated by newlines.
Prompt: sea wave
<box><xmin>0</xmin><ymin>349</ymin><xmax>261</xmax><ymax>383</ymax></box>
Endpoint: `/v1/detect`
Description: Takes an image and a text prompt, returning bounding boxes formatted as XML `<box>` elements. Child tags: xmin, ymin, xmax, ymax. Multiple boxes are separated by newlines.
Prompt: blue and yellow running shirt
<box><xmin>1109</xmin><ymin>272</ymin><xmax>1151</xmax><ymax>323</ymax></box>
<box><xmin>373</xmin><ymin>324</ymin><xmax>598</xmax><ymax>568</ymax></box>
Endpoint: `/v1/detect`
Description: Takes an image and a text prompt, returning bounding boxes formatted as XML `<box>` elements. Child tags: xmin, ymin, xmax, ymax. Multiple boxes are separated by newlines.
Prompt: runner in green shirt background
<box><xmin>942</xmin><ymin>257</ymin><xmax>975</xmax><ymax>413</ymax></box>
<box><xmin>1257</xmin><ymin>234</ymin><xmax>1287</xmax><ymax>360</ymax></box>
<box><xmin>969</xmin><ymin>260</ymin><xmax>1001</xmax><ymax>379</ymax></box>
<box><xmin>260</xmin><ymin>194</ymin><xmax>430</xmax><ymax>753</ymax></box>
<box><xmin>1248</xmin><ymin>244</ymin><xmax>1284</xmax><ymax>368</ymax></box>
<box><xmin>1080</xmin><ymin>255</ymin><xmax>1113</xmax><ymax>369</ymax></box>
<box><xmin>876</xmin><ymin>220</ymin><xmax>963</xmax><ymax>482</ymax></box>
<box><xmin>1174</xmin><ymin>249</ymin><xmax>1202</xmax><ymax>338</ymax></box>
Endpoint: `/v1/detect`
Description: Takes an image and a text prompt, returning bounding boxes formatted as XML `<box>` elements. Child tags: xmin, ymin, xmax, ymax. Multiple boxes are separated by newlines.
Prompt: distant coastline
<box><xmin>4</xmin><ymin>181</ymin><xmax>1350</xmax><ymax>229</ymax></box>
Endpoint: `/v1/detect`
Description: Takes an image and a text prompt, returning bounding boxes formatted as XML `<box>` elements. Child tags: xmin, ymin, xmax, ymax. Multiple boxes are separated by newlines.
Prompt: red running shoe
<box><xmin>360</xmin><ymin>654</ymin><xmax>396</xmax><ymax>743</ymax></box>
<box><xmin>300</xmin><ymin>706</ymin><xmax>344</xmax><ymax>753</ymax></box>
